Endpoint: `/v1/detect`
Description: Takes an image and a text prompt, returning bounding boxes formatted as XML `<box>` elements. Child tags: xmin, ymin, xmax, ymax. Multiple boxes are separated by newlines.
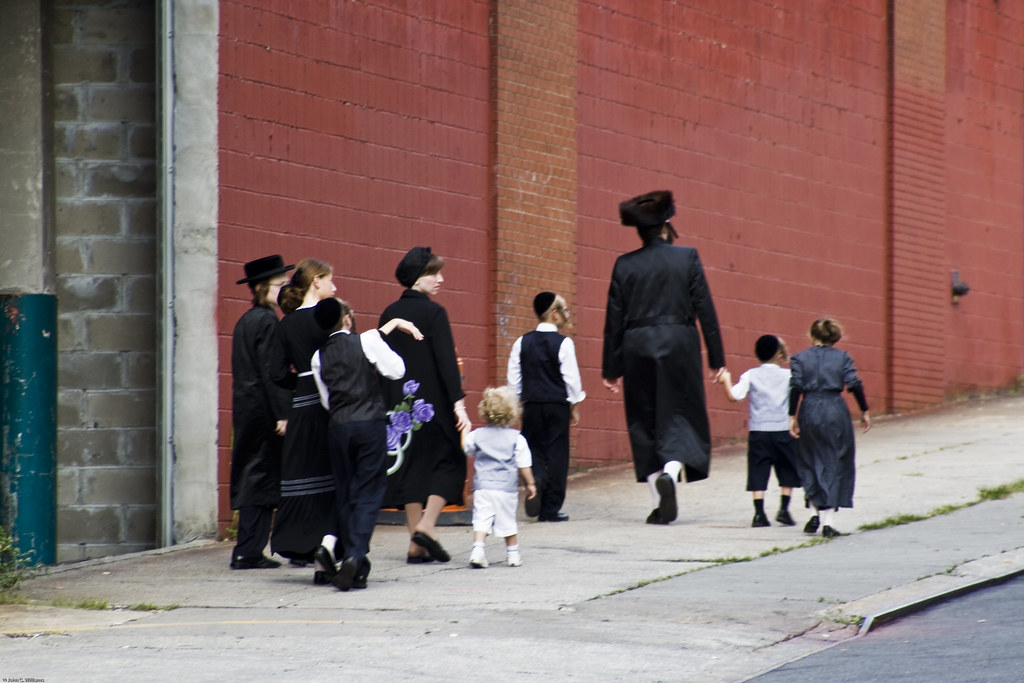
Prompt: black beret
<box><xmin>533</xmin><ymin>292</ymin><xmax>556</xmax><ymax>318</ymax></box>
<box><xmin>619</xmin><ymin>190</ymin><xmax>676</xmax><ymax>228</ymax></box>
<box><xmin>313</xmin><ymin>298</ymin><xmax>343</xmax><ymax>331</ymax></box>
<box><xmin>755</xmin><ymin>335</ymin><xmax>781</xmax><ymax>362</ymax></box>
<box><xmin>395</xmin><ymin>246</ymin><xmax>433</xmax><ymax>288</ymax></box>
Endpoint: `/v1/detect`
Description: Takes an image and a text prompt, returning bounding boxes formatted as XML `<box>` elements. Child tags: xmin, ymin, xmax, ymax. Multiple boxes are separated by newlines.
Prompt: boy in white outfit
<box><xmin>463</xmin><ymin>386</ymin><xmax>537</xmax><ymax>567</ymax></box>
<box><xmin>717</xmin><ymin>335</ymin><xmax>801</xmax><ymax>527</ymax></box>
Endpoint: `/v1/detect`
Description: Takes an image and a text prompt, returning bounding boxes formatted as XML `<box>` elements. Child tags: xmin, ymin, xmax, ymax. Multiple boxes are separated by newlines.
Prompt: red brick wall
<box><xmin>944</xmin><ymin>1</ymin><xmax>1024</xmax><ymax>395</ymax></box>
<box><xmin>217</xmin><ymin>1</ymin><xmax>492</xmax><ymax>532</ymax></box>
<box><xmin>216</xmin><ymin>1</ymin><xmax>1024</xmax><ymax>515</ymax></box>
<box><xmin>576</xmin><ymin>1</ymin><xmax>890</xmax><ymax>466</ymax></box>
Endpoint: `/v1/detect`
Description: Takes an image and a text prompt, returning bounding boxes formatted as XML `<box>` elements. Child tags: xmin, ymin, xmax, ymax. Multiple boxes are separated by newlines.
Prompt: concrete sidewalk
<box><xmin>2</xmin><ymin>394</ymin><xmax>1023</xmax><ymax>681</ymax></box>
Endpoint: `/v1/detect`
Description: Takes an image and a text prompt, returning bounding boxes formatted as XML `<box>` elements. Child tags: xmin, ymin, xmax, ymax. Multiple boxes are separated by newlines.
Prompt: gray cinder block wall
<box><xmin>52</xmin><ymin>1</ymin><xmax>159</xmax><ymax>561</ymax></box>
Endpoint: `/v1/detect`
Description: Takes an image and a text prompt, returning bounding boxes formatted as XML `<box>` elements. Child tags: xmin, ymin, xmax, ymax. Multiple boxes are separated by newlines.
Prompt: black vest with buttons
<box><xmin>520</xmin><ymin>330</ymin><xmax>568</xmax><ymax>403</ymax></box>
<box><xmin>319</xmin><ymin>332</ymin><xmax>385</xmax><ymax>426</ymax></box>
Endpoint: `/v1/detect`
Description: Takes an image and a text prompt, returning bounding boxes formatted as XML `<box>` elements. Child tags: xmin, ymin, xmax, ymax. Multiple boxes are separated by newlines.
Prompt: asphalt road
<box><xmin>752</xmin><ymin>574</ymin><xmax>1024</xmax><ymax>682</ymax></box>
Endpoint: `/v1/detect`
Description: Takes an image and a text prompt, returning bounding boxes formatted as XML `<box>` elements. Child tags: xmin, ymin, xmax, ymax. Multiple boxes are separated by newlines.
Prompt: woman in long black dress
<box><xmin>229</xmin><ymin>255</ymin><xmax>293</xmax><ymax>569</ymax></box>
<box><xmin>269</xmin><ymin>258</ymin><xmax>338</xmax><ymax>569</ymax></box>
<box><xmin>379</xmin><ymin>247</ymin><xmax>471</xmax><ymax>563</ymax></box>
<box><xmin>788</xmin><ymin>318</ymin><xmax>871</xmax><ymax>539</ymax></box>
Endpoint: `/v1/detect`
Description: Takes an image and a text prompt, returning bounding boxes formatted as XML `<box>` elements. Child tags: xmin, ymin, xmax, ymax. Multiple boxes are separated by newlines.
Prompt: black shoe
<box><xmin>776</xmin><ymin>509</ymin><xmax>795</xmax><ymax>526</ymax></box>
<box><xmin>314</xmin><ymin>545</ymin><xmax>337</xmax><ymax>583</ymax></box>
<box><xmin>646</xmin><ymin>509</ymin><xmax>670</xmax><ymax>525</ymax></box>
<box><xmin>751</xmin><ymin>512</ymin><xmax>770</xmax><ymax>528</ymax></box>
<box><xmin>406</xmin><ymin>553</ymin><xmax>435</xmax><ymax>564</ymax></box>
<box><xmin>332</xmin><ymin>557</ymin><xmax>359</xmax><ymax>591</ymax></box>
<box><xmin>524</xmin><ymin>484</ymin><xmax>543</xmax><ymax>518</ymax></box>
<box><xmin>655</xmin><ymin>473</ymin><xmax>678</xmax><ymax>523</ymax></box>
<box><xmin>230</xmin><ymin>555</ymin><xmax>281</xmax><ymax>570</ymax></box>
<box><xmin>822</xmin><ymin>526</ymin><xmax>845</xmax><ymax>539</ymax></box>
<box><xmin>353</xmin><ymin>559</ymin><xmax>370</xmax><ymax>589</ymax></box>
<box><xmin>538</xmin><ymin>512</ymin><xmax>569</xmax><ymax>522</ymax></box>
<box><xmin>803</xmin><ymin>515</ymin><xmax>820</xmax><ymax>534</ymax></box>
<box><xmin>411</xmin><ymin>531</ymin><xmax>451</xmax><ymax>563</ymax></box>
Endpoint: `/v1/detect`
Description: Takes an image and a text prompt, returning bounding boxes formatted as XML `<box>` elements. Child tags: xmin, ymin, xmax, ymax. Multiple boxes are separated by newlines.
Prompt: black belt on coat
<box><xmin>625</xmin><ymin>314</ymin><xmax>693</xmax><ymax>330</ymax></box>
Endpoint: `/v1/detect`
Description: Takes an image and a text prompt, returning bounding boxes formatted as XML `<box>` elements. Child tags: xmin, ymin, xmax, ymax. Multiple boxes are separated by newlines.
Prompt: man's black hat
<box><xmin>619</xmin><ymin>190</ymin><xmax>675</xmax><ymax>228</ymax></box>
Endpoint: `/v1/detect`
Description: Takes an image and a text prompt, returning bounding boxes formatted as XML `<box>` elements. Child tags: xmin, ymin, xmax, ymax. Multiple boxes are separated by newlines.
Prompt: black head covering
<box><xmin>533</xmin><ymin>292</ymin><xmax>556</xmax><ymax>318</ymax></box>
<box><xmin>395</xmin><ymin>246</ymin><xmax>434</xmax><ymax>288</ymax></box>
<box><xmin>236</xmin><ymin>254</ymin><xmax>294</xmax><ymax>285</ymax></box>
<box><xmin>619</xmin><ymin>190</ymin><xmax>675</xmax><ymax>228</ymax></box>
<box><xmin>755</xmin><ymin>335</ymin><xmax>781</xmax><ymax>362</ymax></box>
<box><xmin>313</xmin><ymin>298</ymin><xmax>343</xmax><ymax>331</ymax></box>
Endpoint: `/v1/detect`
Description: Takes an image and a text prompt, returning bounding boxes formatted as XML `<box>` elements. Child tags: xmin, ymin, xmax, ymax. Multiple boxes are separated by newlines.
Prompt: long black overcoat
<box><xmin>230</xmin><ymin>304</ymin><xmax>290</xmax><ymax>508</ymax></box>
<box><xmin>602</xmin><ymin>239</ymin><xmax>725</xmax><ymax>483</ymax></box>
<box><xmin>379</xmin><ymin>289</ymin><xmax>467</xmax><ymax>506</ymax></box>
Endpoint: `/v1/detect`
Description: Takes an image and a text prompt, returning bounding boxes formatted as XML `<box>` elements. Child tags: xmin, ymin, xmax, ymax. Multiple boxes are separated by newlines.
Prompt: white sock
<box><xmin>321</xmin><ymin>534</ymin><xmax>337</xmax><ymax>556</ymax></box>
<box><xmin>662</xmin><ymin>461</ymin><xmax>682</xmax><ymax>481</ymax></box>
<box><xmin>820</xmin><ymin>509</ymin><xmax>835</xmax><ymax>528</ymax></box>
<box><xmin>473</xmin><ymin>541</ymin><xmax>486</xmax><ymax>549</ymax></box>
<box><xmin>646</xmin><ymin>472</ymin><xmax>662</xmax><ymax>507</ymax></box>
<box><xmin>506</xmin><ymin>544</ymin><xmax>519</xmax><ymax>554</ymax></box>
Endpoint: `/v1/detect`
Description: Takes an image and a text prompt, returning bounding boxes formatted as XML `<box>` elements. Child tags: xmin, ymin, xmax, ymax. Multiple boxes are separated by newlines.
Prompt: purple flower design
<box><xmin>389</xmin><ymin>410</ymin><xmax>413</xmax><ymax>435</ymax></box>
<box><xmin>402</xmin><ymin>379</ymin><xmax>420</xmax><ymax>397</ymax></box>
<box><xmin>386</xmin><ymin>425</ymin><xmax>402</xmax><ymax>451</ymax></box>
<box><xmin>411</xmin><ymin>398</ymin><xmax>435</xmax><ymax>423</ymax></box>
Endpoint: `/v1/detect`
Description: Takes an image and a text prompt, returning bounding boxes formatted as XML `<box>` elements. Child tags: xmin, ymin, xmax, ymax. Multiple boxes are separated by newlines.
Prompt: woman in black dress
<box><xmin>269</xmin><ymin>258</ymin><xmax>339</xmax><ymax>570</ymax></box>
<box><xmin>379</xmin><ymin>247</ymin><xmax>471</xmax><ymax>563</ymax></box>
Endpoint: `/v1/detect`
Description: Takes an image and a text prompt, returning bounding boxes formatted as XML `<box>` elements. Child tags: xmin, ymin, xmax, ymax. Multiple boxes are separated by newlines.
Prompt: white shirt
<box><xmin>311</xmin><ymin>329</ymin><xmax>405</xmax><ymax>410</ymax></box>
<box><xmin>728</xmin><ymin>363</ymin><xmax>791</xmax><ymax>432</ymax></box>
<box><xmin>507</xmin><ymin>322</ymin><xmax>586</xmax><ymax>404</ymax></box>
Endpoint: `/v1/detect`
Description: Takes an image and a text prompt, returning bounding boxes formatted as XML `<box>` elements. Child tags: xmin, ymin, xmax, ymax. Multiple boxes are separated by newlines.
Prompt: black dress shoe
<box><xmin>406</xmin><ymin>554</ymin><xmax>435</xmax><ymax>564</ymax></box>
<box><xmin>332</xmin><ymin>557</ymin><xmax>358</xmax><ymax>591</ymax></box>
<box><xmin>411</xmin><ymin>531</ymin><xmax>451</xmax><ymax>562</ymax></box>
<box><xmin>313</xmin><ymin>545</ymin><xmax>337</xmax><ymax>583</ymax></box>
<box><xmin>776</xmin><ymin>509</ymin><xmax>796</xmax><ymax>526</ymax></box>
<box><xmin>821</xmin><ymin>526</ymin><xmax>846</xmax><ymax>539</ymax></box>
<box><xmin>538</xmin><ymin>512</ymin><xmax>569</xmax><ymax>522</ymax></box>
<box><xmin>751</xmin><ymin>512</ymin><xmax>770</xmax><ymax>527</ymax></box>
<box><xmin>803</xmin><ymin>515</ymin><xmax>820</xmax><ymax>534</ymax></box>
<box><xmin>353</xmin><ymin>558</ymin><xmax>370</xmax><ymax>589</ymax></box>
<box><xmin>524</xmin><ymin>484</ymin><xmax>543</xmax><ymax>518</ymax></box>
<box><xmin>646</xmin><ymin>509</ymin><xmax>670</xmax><ymax>525</ymax></box>
<box><xmin>655</xmin><ymin>473</ymin><xmax>678</xmax><ymax>523</ymax></box>
<box><xmin>230</xmin><ymin>555</ymin><xmax>281</xmax><ymax>570</ymax></box>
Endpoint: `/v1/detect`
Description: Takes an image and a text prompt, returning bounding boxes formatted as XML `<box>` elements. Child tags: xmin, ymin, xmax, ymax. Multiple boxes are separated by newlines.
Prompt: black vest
<box><xmin>319</xmin><ymin>333</ymin><xmax>385</xmax><ymax>426</ymax></box>
<box><xmin>520</xmin><ymin>330</ymin><xmax>568</xmax><ymax>403</ymax></box>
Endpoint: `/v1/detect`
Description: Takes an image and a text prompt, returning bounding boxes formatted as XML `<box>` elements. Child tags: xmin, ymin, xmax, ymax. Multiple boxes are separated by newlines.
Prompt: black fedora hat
<box><xmin>236</xmin><ymin>255</ymin><xmax>294</xmax><ymax>285</ymax></box>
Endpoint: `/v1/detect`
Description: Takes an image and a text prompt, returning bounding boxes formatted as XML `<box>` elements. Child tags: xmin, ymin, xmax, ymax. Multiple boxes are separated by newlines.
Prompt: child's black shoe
<box><xmin>803</xmin><ymin>515</ymin><xmax>820</xmax><ymax>534</ymax></box>
<box><xmin>775</xmin><ymin>509</ymin><xmax>795</xmax><ymax>526</ymax></box>
<box><xmin>751</xmin><ymin>512</ymin><xmax>770</xmax><ymax>527</ymax></box>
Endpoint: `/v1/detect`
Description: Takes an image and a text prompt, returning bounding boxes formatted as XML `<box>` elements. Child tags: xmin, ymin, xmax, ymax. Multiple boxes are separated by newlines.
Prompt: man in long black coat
<box><xmin>602</xmin><ymin>191</ymin><xmax>726</xmax><ymax>525</ymax></box>
<box><xmin>230</xmin><ymin>255</ymin><xmax>294</xmax><ymax>568</ymax></box>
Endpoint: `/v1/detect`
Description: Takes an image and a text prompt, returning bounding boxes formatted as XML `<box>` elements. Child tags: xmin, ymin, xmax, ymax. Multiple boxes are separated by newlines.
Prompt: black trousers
<box><xmin>327</xmin><ymin>419</ymin><xmax>387</xmax><ymax>569</ymax></box>
<box><xmin>521</xmin><ymin>401</ymin><xmax>571</xmax><ymax>517</ymax></box>
<box><xmin>234</xmin><ymin>505</ymin><xmax>274</xmax><ymax>559</ymax></box>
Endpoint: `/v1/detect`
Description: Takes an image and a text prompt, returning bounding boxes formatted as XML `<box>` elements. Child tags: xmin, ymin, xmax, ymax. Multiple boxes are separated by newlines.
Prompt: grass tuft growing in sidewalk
<box><xmin>859</xmin><ymin>479</ymin><xmax>1024</xmax><ymax>531</ymax></box>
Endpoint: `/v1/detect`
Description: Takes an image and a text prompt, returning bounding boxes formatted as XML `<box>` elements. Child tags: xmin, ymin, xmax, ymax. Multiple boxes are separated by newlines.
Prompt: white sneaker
<box><xmin>469</xmin><ymin>546</ymin><xmax>488</xmax><ymax>568</ymax></box>
<box><xmin>506</xmin><ymin>550</ymin><xmax>522</xmax><ymax>567</ymax></box>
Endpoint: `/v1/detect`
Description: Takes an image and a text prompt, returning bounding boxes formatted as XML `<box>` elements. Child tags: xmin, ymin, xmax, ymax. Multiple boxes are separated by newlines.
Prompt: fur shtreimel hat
<box><xmin>313</xmin><ymin>297</ymin><xmax>343</xmax><ymax>331</ymax></box>
<box><xmin>236</xmin><ymin>254</ymin><xmax>294</xmax><ymax>285</ymax></box>
<box><xmin>533</xmin><ymin>291</ymin><xmax>556</xmax><ymax>318</ymax></box>
<box><xmin>395</xmin><ymin>246</ymin><xmax>433</xmax><ymax>288</ymax></box>
<box><xmin>619</xmin><ymin>190</ymin><xmax>675</xmax><ymax>228</ymax></box>
<box><xmin>755</xmin><ymin>334</ymin><xmax>781</xmax><ymax>362</ymax></box>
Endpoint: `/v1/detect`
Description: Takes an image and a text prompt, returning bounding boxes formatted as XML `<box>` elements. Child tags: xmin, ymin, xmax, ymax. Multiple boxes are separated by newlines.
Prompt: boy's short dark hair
<box><xmin>754</xmin><ymin>335</ymin><xmax>780</xmax><ymax>362</ymax></box>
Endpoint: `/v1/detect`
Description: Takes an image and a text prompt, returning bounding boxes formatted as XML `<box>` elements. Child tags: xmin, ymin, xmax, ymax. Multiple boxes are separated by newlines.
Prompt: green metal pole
<box><xmin>1</xmin><ymin>293</ymin><xmax>57</xmax><ymax>566</ymax></box>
